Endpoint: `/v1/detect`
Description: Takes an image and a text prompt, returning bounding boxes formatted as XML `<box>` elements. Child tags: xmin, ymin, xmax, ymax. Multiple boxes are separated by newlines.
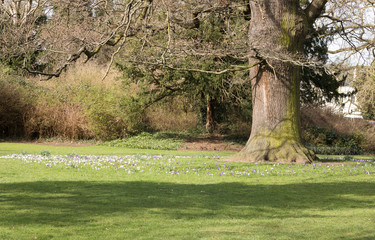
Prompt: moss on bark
<box><xmin>233</xmin><ymin>127</ymin><xmax>316</xmax><ymax>163</ymax></box>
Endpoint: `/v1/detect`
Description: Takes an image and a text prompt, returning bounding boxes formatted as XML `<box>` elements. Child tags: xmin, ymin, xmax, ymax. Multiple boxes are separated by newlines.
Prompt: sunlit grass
<box><xmin>2</xmin><ymin>152</ymin><xmax>375</xmax><ymax>178</ymax></box>
<box><xmin>1</xmin><ymin>143</ymin><xmax>375</xmax><ymax>239</ymax></box>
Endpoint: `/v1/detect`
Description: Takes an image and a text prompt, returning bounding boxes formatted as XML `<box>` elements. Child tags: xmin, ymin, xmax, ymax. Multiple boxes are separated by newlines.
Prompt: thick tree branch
<box><xmin>23</xmin><ymin>46</ymin><xmax>87</xmax><ymax>80</ymax></box>
<box><xmin>305</xmin><ymin>0</ymin><xmax>328</xmax><ymax>23</ymax></box>
<box><xmin>170</xmin><ymin>4</ymin><xmax>231</xmax><ymax>30</ymax></box>
<box><xmin>171</xmin><ymin>12</ymin><xmax>200</xmax><ymax>29</ymax></box>
<box><xmin>124</xmin><ymin>59</ymin><xmax>263</xmax><ymax>75</ymax></box>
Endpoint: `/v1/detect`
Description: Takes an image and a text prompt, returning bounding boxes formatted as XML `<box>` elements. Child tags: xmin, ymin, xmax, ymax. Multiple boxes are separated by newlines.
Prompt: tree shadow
<box><xmin>0</xmin><ymin>181</ymin><xmax>374</xmax><ymax>229</ymax></box>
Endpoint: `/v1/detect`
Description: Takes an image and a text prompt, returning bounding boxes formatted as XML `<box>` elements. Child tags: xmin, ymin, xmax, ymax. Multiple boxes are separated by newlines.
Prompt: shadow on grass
<box><xmin>0</xmin><ymin>181</ymin><xmax>375</xmax><ymax>238</ymax></box>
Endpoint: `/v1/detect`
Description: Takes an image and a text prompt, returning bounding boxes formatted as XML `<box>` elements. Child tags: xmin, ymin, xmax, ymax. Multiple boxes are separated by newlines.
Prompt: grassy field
<box><xmin>0</xmin><ymin>143</ymin><xmax>375</xmax><ymax>240</ymax></box>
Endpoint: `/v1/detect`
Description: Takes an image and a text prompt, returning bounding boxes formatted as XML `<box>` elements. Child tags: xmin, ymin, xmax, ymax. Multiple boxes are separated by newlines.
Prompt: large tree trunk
<box><xmin>235</xmin><ymin>0</ymin><xmax>317</xmax><ymax>163</ymax></box>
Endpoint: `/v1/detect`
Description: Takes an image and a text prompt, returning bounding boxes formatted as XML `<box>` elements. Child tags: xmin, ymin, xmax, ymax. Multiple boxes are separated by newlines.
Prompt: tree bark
<box><xmin>235</xmin><ymin>0</ymin><xmax>320</xmax><ymax>163</ymax></box>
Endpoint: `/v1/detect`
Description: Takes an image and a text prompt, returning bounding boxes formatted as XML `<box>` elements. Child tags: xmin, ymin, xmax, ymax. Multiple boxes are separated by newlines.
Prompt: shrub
<box><xmin>301</xmin><ymin>106</ymin><xmax>373</xmax><ymax>154</ymax></box>
<box><xmin>23</xmin><ymin>63</ymin><xmax>147</xmax><ymax>140</ymax></box>
<box><xmin>303</xmin><ymin>126</ymin><xmax>364</xmax><ymax>154</ymax></box>
<box><xmin>77</xmin><ymin>85</ymin><xmax>145</xmax><ymax>140</ymax></box>
<box><xmin>144</xmin><ymin>97</ymin><xmax>198</xmax><ymax>132</ymax></box>
<box><xmin>39</xmin><ymin>150</ymin><xmax>51</xmax><ymax>156</ymax></box>
<box><xmin>101</xmin><ymin>132</ymin><xmax>184</xmax><ymax>150</ymax></box>
<box><xmin>0</xmin><ymin>65</ymin><xmax>33</xmax><ymax>138</ymax></box>
<box><xmin>362</xmin><ymin>127</ymin><xmax>375</xmax><ymax>152</ymax></box>
<box><xmin>301</xmin><ymin>106</ymin><xmax>368</xmax><ymax>135</ymax></box>
<box><xmin>0</xmin><ymin>80</ymin><xmax>27</xmax><ymax>137</ymax></box>
<box><xmin>24</xmin><ymin>101</ymin><xmax>93</xmax><ymax>140</ymax></box>
<box><xmin>0</xmin><ymin>63</ymin><xmax>197</xmax><ymax>140</ymax></box>
<box><xmin>306</xmin><ymin>145</ymin><xmax>363</xmax><ymax>155</ymax></box>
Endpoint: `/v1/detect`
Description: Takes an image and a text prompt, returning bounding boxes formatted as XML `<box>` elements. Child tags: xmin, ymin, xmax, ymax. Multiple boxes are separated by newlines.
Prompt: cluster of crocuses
<box><xmin>1</xmin><ymin>153</ymin><xmax>375</xmax><ymax>177</ymax></box>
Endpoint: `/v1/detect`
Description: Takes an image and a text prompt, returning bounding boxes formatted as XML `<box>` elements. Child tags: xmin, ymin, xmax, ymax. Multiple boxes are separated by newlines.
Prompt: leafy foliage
<box><xmin>0</xmin><ymin>63</ymin><xmax>148</xmax><ymax>140</ymax></box>
<box><xmin>301</xmin><ymin>25</ymin><xmax>343</xmax><ymax>104</ymax></box>
<box><xmin>355</xmin><ymin>66</ymin><xmax>375</xmax><ymax>120</ymax></box>
<box><xmin>116</xmin><ymin>6</ymin><xmax>252</xmax><ymax>133</ymax></box>
<box><xmin>0</xmin><ymin>64</ymin><xmax>36</xmax><ymax>138</ymax></box>
<box><xmin>76</xmin><ymin>84</ymin><xmax>145</xmax><ymax>140</ymax></box>
<box><xmin>304</xmin><ymin>126</ymin><xmax>365</xmax><ymax>155</ymax></box>
<box><xmin>101</xmin><ymin>132</ymin><xmax>184</xmax><ymax>150</ymax></box>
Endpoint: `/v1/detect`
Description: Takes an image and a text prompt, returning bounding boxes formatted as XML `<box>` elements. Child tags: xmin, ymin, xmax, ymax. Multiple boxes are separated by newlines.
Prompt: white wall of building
<box><xmin>325</xmin><ymin>86</ymin><xmax>363</xmax><ymax>119</ymax></box>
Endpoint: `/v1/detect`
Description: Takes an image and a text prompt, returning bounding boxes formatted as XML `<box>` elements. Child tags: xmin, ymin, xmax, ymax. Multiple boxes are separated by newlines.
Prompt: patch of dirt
<box><xmin>179</xmin><ymin>136</ymin><xmax>243</xmax><ymax>152</ymax></box>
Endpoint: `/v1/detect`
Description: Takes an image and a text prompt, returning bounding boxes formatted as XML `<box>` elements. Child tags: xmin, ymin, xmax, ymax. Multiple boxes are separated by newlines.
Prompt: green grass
<box><xmin>1</xmin><ymin>143</ymin><xmax>375</xmax><ymax>240</ymax></box>
<box><xmin>0</xmin><ymin>142</ymin><xmax>231</xmax><ymax>157</ymax></box>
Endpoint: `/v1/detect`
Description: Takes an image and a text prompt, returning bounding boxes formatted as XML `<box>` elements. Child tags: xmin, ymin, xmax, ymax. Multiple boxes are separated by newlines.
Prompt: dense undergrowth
<box><xmin>301</xmin><ymin>106</ymin><xmax>375</xmax><ymax>154</ymax></box>
<box><xmin>0</xmin><ymin>63</ymin><xmax>200</xmax><ymax>141</ymax></box>
<box><xmin>101</xmin><ymin>132</ymin><xmax>185</xmax><ymax>150</ymax></box>
<box><xmin>1</xmin><ymin>63</ymin><xmax>375</xmax><ymax>155</ymax></box>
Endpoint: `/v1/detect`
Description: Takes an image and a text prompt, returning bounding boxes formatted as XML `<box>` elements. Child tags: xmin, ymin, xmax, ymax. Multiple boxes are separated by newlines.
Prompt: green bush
<box><xmin>0</xmin><ymin>64</ymin><xmax>34</xmax><ymax>138</ymax></box>
<box><xmin>77</xmin><ymin>85</ymin><xmax>145</xmax><ymax>140</ymax></box>
<box><xmin>39</xmin><ymin>150</ymin><xmax>51</xmax><ymax>156</ymax></box>
<box><xmin>306</xmin><ymin>145</ymin><xmax>363</xmax><ymax>155</ymax></box>
<box><xmin>304</xmin><ymin>126</ymin><xmax>364</xmax><ymax>155</ymax></box>
<box><xmin>101</xmin><ymin>132</ymin><xmax>184</xmax><ymax>150</ymax></box>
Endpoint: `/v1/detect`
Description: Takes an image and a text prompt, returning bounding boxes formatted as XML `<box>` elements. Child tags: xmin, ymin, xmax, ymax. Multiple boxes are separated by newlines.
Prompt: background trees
<box><xmin>355</xmin><ymin>66</ymin><xmax>375</xmax><ymax>120</ymax></box>
<box><xmin>0</xmin><ymin>0</ymin><xmax>49</xmax><ymax>70</ymax></box>
<box><xmin>1</xmin><ymin>0</ymin><xmax>375</xmax><ymax>161</ymax></box>
<box><xmin>115</xmin><ymin>2</ymin><xmax>251</xmax><ymax>133</ymax></box>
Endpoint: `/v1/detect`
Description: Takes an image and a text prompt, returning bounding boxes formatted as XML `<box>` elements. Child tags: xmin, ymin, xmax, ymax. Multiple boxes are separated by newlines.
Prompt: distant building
<box><xmin>325</xmin><ymin>68</ymin><xmax>363</xmax><ymax>119</ymax></box>
<box><xmin>337</xmin><ymin>86</ymin><xmax>363</xmax><ymax>119</ymax></box>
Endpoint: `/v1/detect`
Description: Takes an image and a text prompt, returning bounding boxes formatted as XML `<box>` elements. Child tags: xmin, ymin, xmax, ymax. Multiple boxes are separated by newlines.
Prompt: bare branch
<box><xmin>102</xmin><ymin>0</ymin><xmax>139</xmax><ymax>80</ymax></box>
<box><xmin>23</xmin><ymin>46</ymin><xmax>87</xmax><ymax>80</ymax></box>
<box><xmin>123</xmin><ymin>59</ymin><xmax>263</xmax><ymax>75</ymax></box>
<box><xmin>22</xmin><ymin>0</ymin><xmax>141</xmax><ymax>80</ymax></box>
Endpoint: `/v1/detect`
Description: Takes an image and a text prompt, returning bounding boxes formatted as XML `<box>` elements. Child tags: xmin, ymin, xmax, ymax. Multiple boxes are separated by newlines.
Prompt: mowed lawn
<box><xmin>0</xmin><ymin>143</ymin><xmax>375</xmax><ymax>240</ymax></box>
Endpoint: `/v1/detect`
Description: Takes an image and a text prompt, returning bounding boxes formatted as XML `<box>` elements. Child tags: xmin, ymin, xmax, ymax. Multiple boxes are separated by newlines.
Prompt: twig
<box><xmin>101</xmin><ymin>0</ymin><xmax>139</xmax><ymax>81</ymax></box>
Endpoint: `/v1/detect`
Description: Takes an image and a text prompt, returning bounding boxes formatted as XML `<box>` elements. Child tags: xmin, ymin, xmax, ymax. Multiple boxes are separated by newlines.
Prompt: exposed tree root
<box><xmin>231</xmin><ymin>137</ymin><xmax>316</xmax><ymax>164</ymax></box>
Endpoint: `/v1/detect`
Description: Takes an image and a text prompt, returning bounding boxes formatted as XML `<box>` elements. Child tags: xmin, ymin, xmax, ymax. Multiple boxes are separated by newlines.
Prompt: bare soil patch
<box><xmin>179</xmin><ymin>136</ymin><xmax>243</xmax><ymax>152</ymax></box>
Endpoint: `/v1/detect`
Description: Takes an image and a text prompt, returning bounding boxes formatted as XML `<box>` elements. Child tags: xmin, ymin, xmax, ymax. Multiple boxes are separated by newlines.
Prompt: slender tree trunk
<box><xmin>235</xmin><ymin>0</ymin><xmax>317</xmax><ymax>163</ymax></box>
<box><xmin>205</xmin><ymin>95</ymin><xmax>215</xmax><ymax>133</ymax></box>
